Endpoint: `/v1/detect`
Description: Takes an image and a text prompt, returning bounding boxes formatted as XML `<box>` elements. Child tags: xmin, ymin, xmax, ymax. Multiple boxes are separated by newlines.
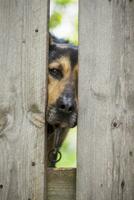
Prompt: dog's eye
<box><xmin>49</xmin><ymin>68</ymin><xmax>63</xmax><ymax>80</ymax></box>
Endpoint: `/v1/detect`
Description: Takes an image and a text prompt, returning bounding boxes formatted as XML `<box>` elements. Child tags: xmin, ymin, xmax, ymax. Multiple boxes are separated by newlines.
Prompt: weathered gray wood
<box><xmin>77</xmin><ymin>0</ymin><xmax>134</xmax><ymax>200</ymax></box>
<box><xmin>0</xmin><ymin>0</ymin><xmax>48</xmax><ymax>199</ymax></box>
<box><xmin>48</xmin><ymin>168</ymin><xmax>76</xmax><ymax>200</ymax></box>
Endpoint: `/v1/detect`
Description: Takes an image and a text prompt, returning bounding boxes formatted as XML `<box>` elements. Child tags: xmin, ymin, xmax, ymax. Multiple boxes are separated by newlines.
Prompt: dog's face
<box><xmin>46</xmin><ymin>35</ymin><xmax>78</xmax><ymax>128</ymax></box>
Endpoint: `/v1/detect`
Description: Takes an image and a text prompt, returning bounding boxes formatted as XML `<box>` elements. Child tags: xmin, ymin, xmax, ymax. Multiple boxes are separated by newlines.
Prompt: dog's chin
<box><xmin>47</xmin><ymin>117</ymin><xmax>77</xmax><ymax>128</ymax></box>
<box><xmin>58</xmin><ymin>121</ymin><xmax>77</xmax><ymax>128</ymax></box>
<box><xmin>46</xmin><ymin>107</ymin><xmax>77</xmax><ymax>129</ymax></box>
<box><xmin>48</xmin><ymin>121</ymin><xmax>77</xmax><ymax>129</ymax></box>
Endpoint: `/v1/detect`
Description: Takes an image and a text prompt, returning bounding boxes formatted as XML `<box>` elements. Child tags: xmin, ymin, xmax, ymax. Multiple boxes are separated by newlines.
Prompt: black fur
<box><xmin>49</xmin><ymin>34</ymin><xmax>78</xmax><ymax>69</ymax></box>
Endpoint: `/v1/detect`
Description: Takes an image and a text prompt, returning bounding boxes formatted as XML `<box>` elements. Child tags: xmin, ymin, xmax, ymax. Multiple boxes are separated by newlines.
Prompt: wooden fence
<box><xmin>0</xmin><ymin>0</ymin><xmax>134</xmax><ymax>200</ymax></box>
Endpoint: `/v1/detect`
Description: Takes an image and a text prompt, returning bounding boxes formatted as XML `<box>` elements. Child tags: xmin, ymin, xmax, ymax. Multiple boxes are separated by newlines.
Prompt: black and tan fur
<box><xmin>47</xmin><ymin>34</ymin><xmax>78</xmax><ymax>166</ymax></box>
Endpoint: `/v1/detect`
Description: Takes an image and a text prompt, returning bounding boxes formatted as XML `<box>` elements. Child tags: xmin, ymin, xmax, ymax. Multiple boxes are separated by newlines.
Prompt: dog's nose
<box><xmin>57</xmin><ymin>96</ymin><xmax>76</xmax><ymax>114</ymax></box>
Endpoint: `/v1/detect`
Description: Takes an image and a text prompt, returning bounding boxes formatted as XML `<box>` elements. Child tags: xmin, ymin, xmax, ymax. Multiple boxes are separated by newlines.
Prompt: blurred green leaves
<box><xmin>54</xmin><ymin>0</ymin><xmax>75</xmax><ymax>6</ymax></box>
<box><xmin>56</xmin><ymin>128</ymin><xmax>77</xmax><ymax>168</ymax></box>
<box><xmin>49</xmin><ymin>11</ymin><xmax>62</xmax><ymax>29</ymax></box>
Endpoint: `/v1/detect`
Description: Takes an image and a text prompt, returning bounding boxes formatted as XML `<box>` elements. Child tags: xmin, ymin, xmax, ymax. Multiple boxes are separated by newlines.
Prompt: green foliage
<box><xmin>54</xmin><ymin>0</ymin><xmax>75</xmax><ymax>6</ymax></box>
<box><xmin>56</xmin><ymin>128</ymin><xmax>77</xmax><ymax>168</ymax></box>
<box><xmin>49</xmin><ymin>11</ymin><xmax>62</xmax><ymax>29</ymax></box>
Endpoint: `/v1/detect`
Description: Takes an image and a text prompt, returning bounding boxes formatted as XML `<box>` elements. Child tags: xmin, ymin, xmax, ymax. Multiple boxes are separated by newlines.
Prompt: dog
<box><xmin>47</xmin><ymin>34</ymin><xmax>78</xmax><ymax>167</ymax></box>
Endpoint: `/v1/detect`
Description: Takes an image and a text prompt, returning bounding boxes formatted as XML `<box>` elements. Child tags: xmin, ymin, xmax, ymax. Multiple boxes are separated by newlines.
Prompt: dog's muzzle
<box><xmin>47</xmin><ymin>94</ymin><xmax>77</xmax><ymax>128</ymax></box>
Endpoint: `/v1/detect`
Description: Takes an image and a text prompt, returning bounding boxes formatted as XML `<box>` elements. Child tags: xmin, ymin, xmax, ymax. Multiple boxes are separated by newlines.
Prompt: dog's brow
<box><xmin>49</xmin><ymin>62</ymin><xmax>62</xmax><ymax>69</ymax></box>
<box><xmin>59</xmin><ymin>57</ymin><xmax>71</xmax><ymax>69</ymax></box>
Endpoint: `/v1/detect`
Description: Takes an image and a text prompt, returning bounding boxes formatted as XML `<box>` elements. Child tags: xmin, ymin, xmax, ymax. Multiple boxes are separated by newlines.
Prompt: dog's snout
<box><xmin>57</xmin><ymin>95</ymin><xmax>76</xmax><ymax>114</ymax></box>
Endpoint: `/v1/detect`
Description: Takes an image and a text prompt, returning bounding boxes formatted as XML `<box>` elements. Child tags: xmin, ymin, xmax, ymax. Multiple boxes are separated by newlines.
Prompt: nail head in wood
<box><xmin>32</xmin><ymin>162</ymin><xmax>36</xmax><ymax>166</ymax></box>
<box><xmin>111</xmin><ymin>119</ymin><xmax>121</xmax><ymax>129</ymax></box>
<box><xmin>129</xmin><ymin>151</ymin><xmax>133</xmax><ymax>156</ymax></box>
<box><xmin>121</xmin><ymin>180</ymin><xmax>125</xmax><ymax>189</ymax></box>
<box><xmin>113</xmin><ymin>122</ymin><xmax>118</xmax><ymax>127</ymax></box>
<box><xmin>35</xmin><ymin>29</ymin><xmax>39</xmax><ymax>33</ymax></box>
<box><xmin>0</xmin><ymin>184</ymin><xmax>3</xmax><ymax>189</ymax></box>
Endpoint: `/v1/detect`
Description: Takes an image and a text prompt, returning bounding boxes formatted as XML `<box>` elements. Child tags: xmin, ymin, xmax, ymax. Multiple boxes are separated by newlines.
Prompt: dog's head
<box><xmin>47</xmin><ymin>34</ymin><xmax>78</xmax><ymax>128</ymax></box>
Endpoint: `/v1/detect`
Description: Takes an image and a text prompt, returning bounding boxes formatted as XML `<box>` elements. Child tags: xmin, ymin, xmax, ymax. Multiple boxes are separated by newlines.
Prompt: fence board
<box><xmin>77</xmin><ymin>0</ymin><xmax>134</xmax><ymax>200</ymax></box>
<box><xmin>48</xmin><ymin>168</ymin><xmax>76</xmax><ymax>200</ymax></box>
<box><xmin>0</xmin><ymin>0</ymin><xmax>48</xmax><ymax>199</ymax></box>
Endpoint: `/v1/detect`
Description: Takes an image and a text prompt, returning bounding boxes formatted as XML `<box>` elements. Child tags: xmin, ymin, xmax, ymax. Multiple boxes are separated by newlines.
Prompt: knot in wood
<box><xmin>27</xmin><ymin>105</ymin><xmax>45</xmax><ymax>128</ymax></box>
<box><xmin>0</xmin><ymin>112</ymin><xmax>8</xmax><ymax>134</ymax></box>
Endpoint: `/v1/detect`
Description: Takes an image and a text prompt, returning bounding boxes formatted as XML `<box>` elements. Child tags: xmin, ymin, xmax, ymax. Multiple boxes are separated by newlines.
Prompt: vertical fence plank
<box><xmin>0</xmin><ymin>0</ymin><xmax>48</xmax><ymax>199</ymax></box>
<box><xmin>77</xmin><ymin>0</ymin><xmax>134</xmax><ymax>200</ymax></box>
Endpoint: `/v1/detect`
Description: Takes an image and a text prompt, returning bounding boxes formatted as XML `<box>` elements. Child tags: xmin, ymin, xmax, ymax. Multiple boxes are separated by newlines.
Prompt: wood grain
<box><xmin>77</xmin><ymin>0</ymin><xmax>134</xmax><ymax>200</ymax></box>
<box><xmin>0</xmin><ymin>0</ymin><xmax>48</xmax><ymax>199</ymax></box>
<box><xmin>47</xmin><ymin>168</ymin><xmax>76</xmax><ymax>200</ymax></box>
